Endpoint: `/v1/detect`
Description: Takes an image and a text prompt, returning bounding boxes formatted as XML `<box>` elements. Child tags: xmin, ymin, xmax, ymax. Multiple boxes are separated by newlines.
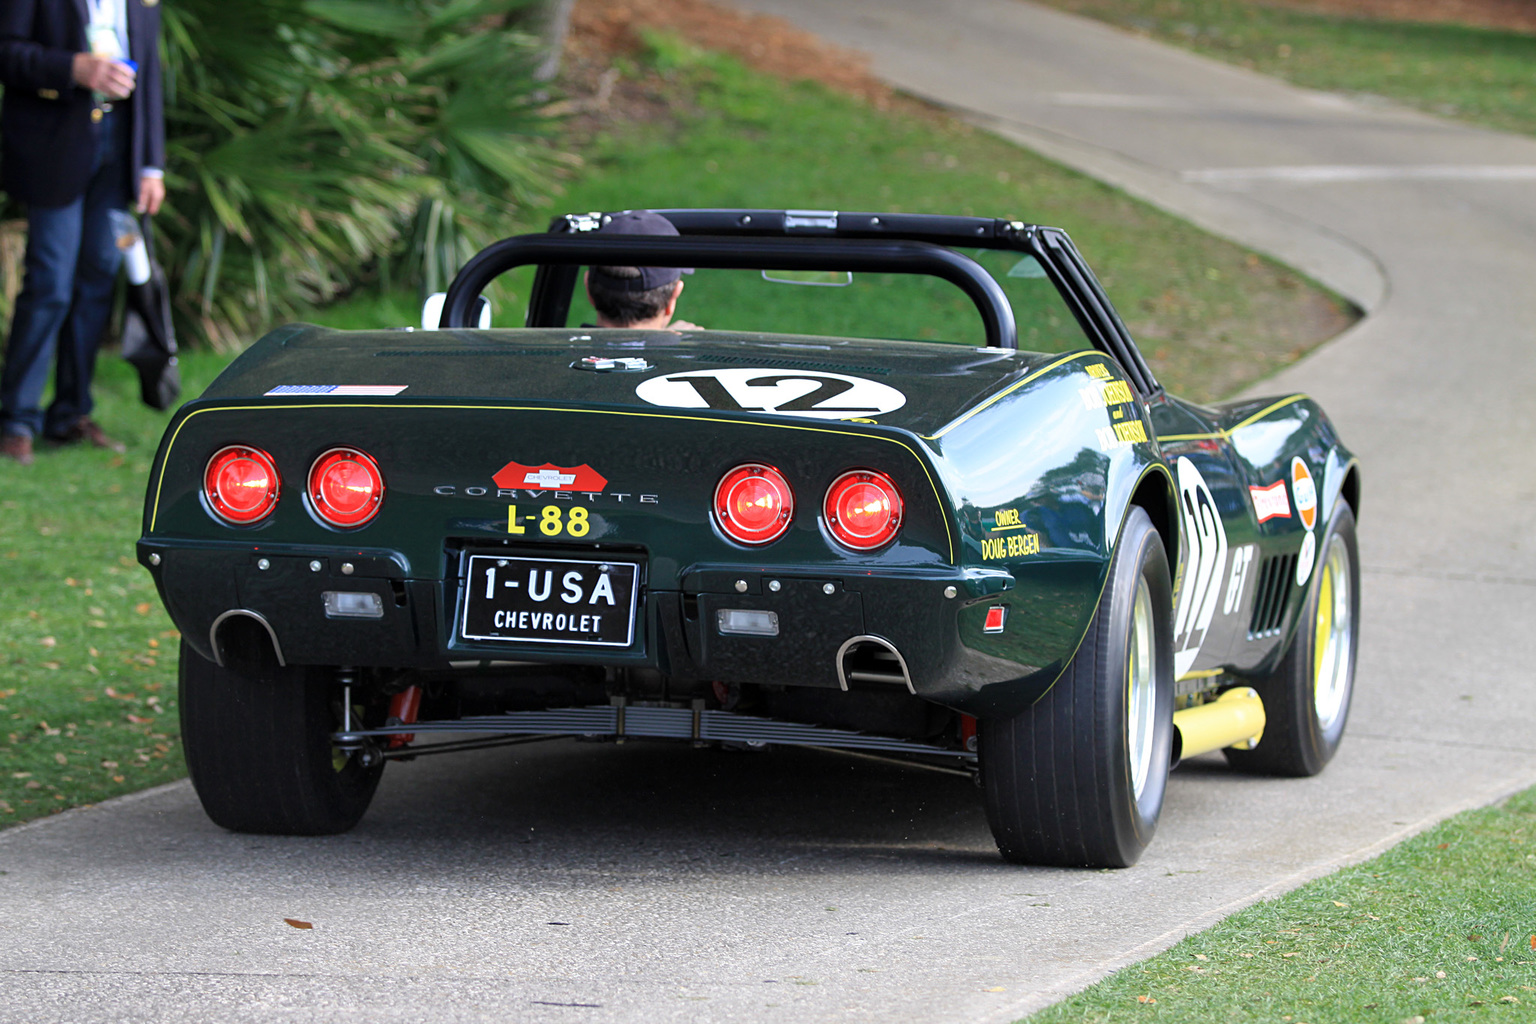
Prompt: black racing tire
<box><xmin>1225</xmin><ymin>501</ymin><xmax>1359</xmax><ymax>777</ymax></box>
<box><xmin>179</xmin><ymin>641</ymin><xmax>383</xmax><ymax>835</ymax></box>
<box><xmin>979</xmin><ymin>506</ymin><xmax>1175</xmax><ymax>868</ymax></box>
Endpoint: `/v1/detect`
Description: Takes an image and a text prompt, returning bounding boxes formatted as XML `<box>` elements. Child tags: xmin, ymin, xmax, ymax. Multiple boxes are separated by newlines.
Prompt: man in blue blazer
<box><xmin>0</xmin><ymin>0</ymin><xmax>165</xmax><ymax>465</ymax></box>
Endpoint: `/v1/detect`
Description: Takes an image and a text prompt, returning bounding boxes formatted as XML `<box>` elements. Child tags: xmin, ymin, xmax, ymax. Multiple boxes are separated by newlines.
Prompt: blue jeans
<box><xmin>0</xmin><ymin>111</ymin><xmax>129</xmax><ymax>439</ymax></box>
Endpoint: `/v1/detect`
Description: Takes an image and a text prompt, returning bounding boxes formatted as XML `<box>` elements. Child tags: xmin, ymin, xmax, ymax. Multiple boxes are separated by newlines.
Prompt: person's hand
<box><xmin>137</xmin><ymin>175</ymin><xmax>165</xmax><ymax>216</ymax></box>
<box><xmin>71</xmin><ymin>53</ymin><xmax>135</xmax><ymax>100</ymax></box>
<box><xmin>669</xmin><ymin>319</ymin><xmax>703</xmax><ymax>331</ymax></box>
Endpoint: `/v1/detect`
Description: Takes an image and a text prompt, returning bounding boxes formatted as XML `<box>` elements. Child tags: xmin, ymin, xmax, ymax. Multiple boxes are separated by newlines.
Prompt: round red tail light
<box><xmin>714</xmin><ymin>463</ymin><xmax>794</xmax><ymax>545</ymax></box>
<box><xmin>204</xmin><ymin>446</ymin><xmax>281</xmax><ymax>525</ymax></box>
<box><xmin>825</xmin><ymin>469</ymin><xmax>903</xmax><ymax>550</ymax></box>
<box><xmin>308</xmin><ymin>448</ymin><xmax>385</xmax><ymax>528</ymax></box>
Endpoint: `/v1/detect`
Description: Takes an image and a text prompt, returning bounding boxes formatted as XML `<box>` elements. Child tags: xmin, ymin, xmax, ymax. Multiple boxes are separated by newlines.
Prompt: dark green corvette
<box><xmin>139</xmin><ymin>210</ymin><xmax>1360</xmax><ymax>867</ymax></box>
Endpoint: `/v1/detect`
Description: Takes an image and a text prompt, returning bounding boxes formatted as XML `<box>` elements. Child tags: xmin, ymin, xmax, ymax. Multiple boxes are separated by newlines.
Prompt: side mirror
<box><xmin>421</xmin><ymin>292</ymin><xmax>491</xmax><ymax>329</ymax></box>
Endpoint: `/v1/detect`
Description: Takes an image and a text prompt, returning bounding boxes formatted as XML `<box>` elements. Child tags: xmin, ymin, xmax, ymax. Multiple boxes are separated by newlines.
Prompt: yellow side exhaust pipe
<box><xmin>1171</xmin><ymin>687</ymin><xmax>1265</xmax><ymax>761</ymax></box>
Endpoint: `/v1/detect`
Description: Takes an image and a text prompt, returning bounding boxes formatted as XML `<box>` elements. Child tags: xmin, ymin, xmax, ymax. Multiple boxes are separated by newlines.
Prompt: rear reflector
<box><xmin>309</xmin><ymin>448</ymin><xmax>384</xmax><ymax>528</ymax></box>
<box><xmin>824</xmin><ymin>469</ymin><xmax>903</xmax><ymax>550</ymax></box>
<box><xmin>714</xmin><ymin>463</ymin><xmax>794</xmax><ymax>545</ymax></box>
<box><xmin>984</xmin><ymin>606</ymin><xmax>1007</xmax><ymax>633</ymax></box>
<box><xmin>204</xmin><ymin>445</ymin><xmax>281</xmax><ymax>525</ymax></box>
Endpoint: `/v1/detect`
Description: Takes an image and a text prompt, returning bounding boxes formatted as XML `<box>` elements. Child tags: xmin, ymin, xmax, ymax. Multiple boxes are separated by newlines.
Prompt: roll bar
<box><xmin>438</xmin><ymin>233</ymin><xmax>1019</xmax><ymax>348</ymax></box>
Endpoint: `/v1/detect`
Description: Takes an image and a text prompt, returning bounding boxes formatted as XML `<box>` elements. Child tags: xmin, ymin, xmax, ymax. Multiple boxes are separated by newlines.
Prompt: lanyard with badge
<box><xmin>85</xmin><ymin>0</ymin><xmax>133</xmax><ymax>104</ymax></box>
<box><xmin>85</xmin><ymin>0</ymin><xmax>125</xmax><ymax>61</ymax></box>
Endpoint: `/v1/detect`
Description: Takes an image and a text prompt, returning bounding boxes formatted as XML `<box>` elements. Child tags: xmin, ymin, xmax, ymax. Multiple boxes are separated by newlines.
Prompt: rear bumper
<box><xmin>138</xmin><ymin>538</ymin><xmax>1047</xmax><ymax>711</ymax></box>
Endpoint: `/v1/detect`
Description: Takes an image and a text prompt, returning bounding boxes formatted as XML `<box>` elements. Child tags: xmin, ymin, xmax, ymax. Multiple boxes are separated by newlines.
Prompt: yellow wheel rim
<box><xmin>1312</xmin><ymin>531</ymin><xmax>1352</xmax><ymax>730</ymax></box>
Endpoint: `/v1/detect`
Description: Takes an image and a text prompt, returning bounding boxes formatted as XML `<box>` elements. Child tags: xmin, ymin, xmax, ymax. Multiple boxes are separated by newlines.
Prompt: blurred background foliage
<box><xmin>0</xmin><ymin>0</ymin><xmax>563</xmax><ymax>350</ymax></box>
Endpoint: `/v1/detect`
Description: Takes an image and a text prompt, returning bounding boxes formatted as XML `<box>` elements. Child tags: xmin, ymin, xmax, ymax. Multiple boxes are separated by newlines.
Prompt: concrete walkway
<box><xmin>7</xmin><ymin>4</ymin><xmax>1536</xmax><ymax>1022</ymax></box>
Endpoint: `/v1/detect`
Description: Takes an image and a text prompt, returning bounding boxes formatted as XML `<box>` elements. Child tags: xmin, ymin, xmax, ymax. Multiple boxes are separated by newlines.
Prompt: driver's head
<box><xmin>585</xmin><ymin>211</ymin><xmax>692</xmax><ymax>328</ymax></box>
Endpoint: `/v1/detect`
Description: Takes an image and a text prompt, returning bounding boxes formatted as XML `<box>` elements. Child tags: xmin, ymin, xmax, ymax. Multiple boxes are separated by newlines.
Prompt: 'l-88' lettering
<box><xmin>507</xmin><ymin>504</ymin><xmax>590</xmax><ymax>537</ymax></box>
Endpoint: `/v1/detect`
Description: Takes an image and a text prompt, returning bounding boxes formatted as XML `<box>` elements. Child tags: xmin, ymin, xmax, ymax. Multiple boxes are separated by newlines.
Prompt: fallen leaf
<box><xmin>1136</xmin><ymin>995</ymin><xmax>1156</xmax><ymax>1004</ymax></box>
<box><xmin>1194</xmin><ymin>954</ymin><xmax>1208</xmax><ymax>961</ymax></box>
<box><xmin>1502</xmin><ymin>996</ymin><xmax>1520</xmax><ymax>1004</ymax></box>
<box><xmin>147</xmin><ymin>638</ymin><xmax>159</xmax><ymax>649</ymax></box>
<box><xmin>53</xmin><ymin>753</ymin><xmax>67</xmax><ymax>765</ymax></box>
<box><xmin>134</xmin><ymin>603</ymin><xmax>151</xmax><ymax>615</ymax></box>
<box><xmin>41</xmin><ymin>661</ymin><xmax>59</xmax><ymax>670</ymax></box>
<box><xmin>1436</xmin><ymin>971</ymin><xmax>1446</xmax><ymax>978</ymax></box>
<box><xmin>100</xmin><ymin>761</ymin><xmax>118</xmax><ymax>769</ymax></box>
<box><xmin>39</xmin><ymin>636</ymin><xmax>56</xmax><ymax>648</ymax></box>
<box><xmin>1283</xmin><ymin>952</ymin><xmax>1299</xmax><ymax>958</ymax></box>
<box><xmin>126</xmin><ymin>714</ymin><xmax>153</xmax><ymax>725</ymax></box>
<box><xmin>111</xmin><ymin>775</ymin><xmax>124</xmax><ymax>782</ymax></box>
<box><xmin>284</xmin><ymin>918</ymin><xmax>313</xmax><ymax>930</ymax></box>
<box><xmin>10</xmin><ymin>772</ymin><xmax>31</xmax><ymax>779</ymax></box>
<box><xmin>1332</xmin><ymin>901</ymin><xmax>1349</xmax><ymax>907</ymax></box>
<box><xmin>88</xmin><ymin>607</ymin><xmax>105</xmax><ymax>618</ymax></box>
<box><xmin>1437</xmin><ymin>843</ymin><xmax>1449</xmax><ymax>850</ymax></box>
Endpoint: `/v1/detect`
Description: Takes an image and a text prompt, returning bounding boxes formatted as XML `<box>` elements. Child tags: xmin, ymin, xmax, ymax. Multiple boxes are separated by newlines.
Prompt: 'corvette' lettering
<box><xmin>436</xmin><ymin>484</ymin><xmax>657</xmax><ymax>505</ymax></box>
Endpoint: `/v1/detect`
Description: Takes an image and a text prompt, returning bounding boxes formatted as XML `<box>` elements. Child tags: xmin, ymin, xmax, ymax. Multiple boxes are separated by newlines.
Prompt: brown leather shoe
<box><xmin>1</xmin><ymin>432</ymin><xmax>34</xmax><ymax>466</ymax></box>
<box><xmin>49</xmin><ymin>417</ymin><xmax>126</xmax><ymax>454</ymax></box>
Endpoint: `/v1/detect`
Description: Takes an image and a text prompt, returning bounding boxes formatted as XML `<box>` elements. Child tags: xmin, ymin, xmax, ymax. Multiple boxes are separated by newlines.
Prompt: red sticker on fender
<box><xmin>1249</xmin><ymin>481</ymin><xmax>1291</xmax><ymax>523</ymax></box>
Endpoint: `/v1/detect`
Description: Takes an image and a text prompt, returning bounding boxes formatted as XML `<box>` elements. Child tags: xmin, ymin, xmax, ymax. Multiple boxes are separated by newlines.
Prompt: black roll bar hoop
<box><xmin>438</xmin><ymin>234</ymin><xmax>1018</xmax><ymax>349</ymax></box>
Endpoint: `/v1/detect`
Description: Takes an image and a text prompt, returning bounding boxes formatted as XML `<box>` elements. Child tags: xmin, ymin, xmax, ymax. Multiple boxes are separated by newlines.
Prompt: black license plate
<box><xmin>459</xmin><ymin>555</ymin><xmax>640</xmax><ymax>647</ymax></box>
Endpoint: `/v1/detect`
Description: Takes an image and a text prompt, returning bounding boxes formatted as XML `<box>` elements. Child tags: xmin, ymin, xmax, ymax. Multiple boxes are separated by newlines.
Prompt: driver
<box><xmin>583</xmin><ymin>211</ymin><xmax>701</xmax><ymax>330</ymax></box>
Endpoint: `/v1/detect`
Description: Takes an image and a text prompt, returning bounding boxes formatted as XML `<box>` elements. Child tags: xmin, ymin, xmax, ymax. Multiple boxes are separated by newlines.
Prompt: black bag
<box><xmin>120</xmin><ymin>215</ymin><xmax>179</xmax><ymax>411</ymax></box>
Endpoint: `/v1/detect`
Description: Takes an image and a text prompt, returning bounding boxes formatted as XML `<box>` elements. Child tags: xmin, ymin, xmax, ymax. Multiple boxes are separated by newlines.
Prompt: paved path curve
<box><xmin>7</xmin><ymin>5</ymin><xmax>1536</xmax><ymax>1022</ymax></box>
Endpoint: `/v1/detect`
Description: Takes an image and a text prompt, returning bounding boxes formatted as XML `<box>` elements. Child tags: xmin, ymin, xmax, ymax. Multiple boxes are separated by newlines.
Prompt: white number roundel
<box><xmin>635</xmin><ymin>368</ymin><xmax>906</xmax><ymax>420</ymax></box>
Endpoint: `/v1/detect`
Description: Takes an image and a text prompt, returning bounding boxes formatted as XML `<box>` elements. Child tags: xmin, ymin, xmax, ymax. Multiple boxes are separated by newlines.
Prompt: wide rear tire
<box><xmin>980</xmin><ymin>506</ymin><xmax>1175</xmax><ymax>868</ymax></box>
<box><xmin>1225</xmin><ymin>501</ymin><xmax>1359</xmax><ymax>777</ymax></box>
<box><xmin>179</xmin><ymin>641</ymin><xmax>382</xmax><ymax>835</ymax></box>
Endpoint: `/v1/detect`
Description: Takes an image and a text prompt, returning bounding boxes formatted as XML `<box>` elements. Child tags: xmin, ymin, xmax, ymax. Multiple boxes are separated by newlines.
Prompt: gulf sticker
<box><xmin>1249</xmin><ymin>481</ymin><xmax>1291</xmax><ymax>523</ymax></box>
<box><xmin>1290</xmin><ymin>457</ymin><xmax>1317</xmax><ymax>531</ymax></box>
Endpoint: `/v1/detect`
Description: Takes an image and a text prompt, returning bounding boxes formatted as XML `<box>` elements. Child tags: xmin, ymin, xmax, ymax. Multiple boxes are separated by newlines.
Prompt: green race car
<box><xmin>138</xmin><ymin>209</ymin><xmax>1360</xmax><ymax>867</ymax></box>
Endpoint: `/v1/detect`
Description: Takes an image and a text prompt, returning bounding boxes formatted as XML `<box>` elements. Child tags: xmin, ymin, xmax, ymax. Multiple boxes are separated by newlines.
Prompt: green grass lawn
<box><xmin>1035</xmin><ymin>0</ymin><xmax>1536</xmax><ymax>138</ymax></box>
<box><xmin>1</xmin><ymin>36</ymin><xmax>1349</xmax><ymax>825</ymax></box>
<box><xmin>1027</xmin><ymin>785</ymin><xmax>1536</xmax><ymax>1023</ymax></box>
<box><xmin>0</xmin><ymin>353</ymin><xmax>230</xmax><ymax>822</ymax></box>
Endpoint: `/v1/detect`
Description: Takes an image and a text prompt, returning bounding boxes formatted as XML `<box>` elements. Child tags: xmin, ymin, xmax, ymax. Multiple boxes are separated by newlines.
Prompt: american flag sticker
<box><xmin>265</xmin><ymin>385</ymin><xmax>408</xmax><ymax>397</ymax></box>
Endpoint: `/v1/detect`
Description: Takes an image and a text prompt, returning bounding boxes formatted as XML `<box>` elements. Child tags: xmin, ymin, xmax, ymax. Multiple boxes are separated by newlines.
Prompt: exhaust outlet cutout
<box><xmin>836</xmin><ymin>635</ymin><xmax>915</xmax><ymax>694</ymax></box>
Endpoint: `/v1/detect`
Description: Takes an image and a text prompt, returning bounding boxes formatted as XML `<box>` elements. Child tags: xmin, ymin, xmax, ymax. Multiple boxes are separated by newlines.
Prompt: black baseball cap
<box><xmin>589</xmin><ymin>211</ymin><xmax>694</xmax><ymax>292</ymax></box>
